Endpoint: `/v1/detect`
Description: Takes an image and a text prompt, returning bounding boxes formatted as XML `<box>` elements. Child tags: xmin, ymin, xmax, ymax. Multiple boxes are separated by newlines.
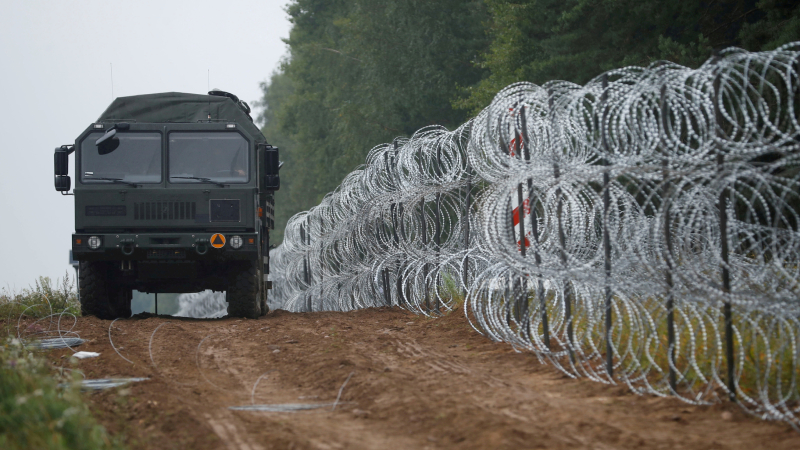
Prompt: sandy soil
<box><xmin>31</xmin><ymin>307</ymin><xmax>800</xmax><ymax>449</ymax></box>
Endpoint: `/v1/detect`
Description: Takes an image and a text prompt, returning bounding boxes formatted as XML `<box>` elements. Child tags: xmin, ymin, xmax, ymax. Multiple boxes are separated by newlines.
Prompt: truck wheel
<box><xmin>79</xmin><ymin>261</ymin><xmax>130</xmax><ymax>319</ymax></box>
<box><xmin>227</xmin><ymin>261</ymin><xmax>261</xmax><ymax>319</ymax></box>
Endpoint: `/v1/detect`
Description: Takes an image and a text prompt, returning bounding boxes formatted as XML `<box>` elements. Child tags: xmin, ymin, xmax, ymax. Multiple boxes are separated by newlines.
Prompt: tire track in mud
<box><xmin>27</xmin><ymin>308</ymin><xmax>800</xmax><ymax>450</ymax></box>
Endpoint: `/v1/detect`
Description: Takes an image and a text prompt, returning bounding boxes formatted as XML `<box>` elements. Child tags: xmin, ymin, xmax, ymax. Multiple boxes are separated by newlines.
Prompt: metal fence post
<box><xmin>515</xmin><ymin>122</ymin><xmax>528</xmax><ymax>326</ymax></box>
<box><xmin>392</xmin><ymin>141</ymin><xmax>406</xmax><ymax>307</ymax></box>
<box><xmin>529</xmin><ymin>196</ymin><xmax>550</xmax><ymax>350</ymax></box>
<box><xmin>434</xmin><ymin>145</ymin><xmax>442</xmax><ymax>314</ymax></box>
<box><xmin>434</xmin><ymin>192</ymin><xmax>441</xmax><ymax>313</ymax></box>
<box><xmin>379</xmin><ymin>214</ymin><xmax>392</xmax><ymax>306</ymax></box>
<box><xmin>555</xmin><ymin>162</ymin><xmax>575</xmax><ymax>364</ymax></box>
<box><xmin>381</xmin><ymin>152</ymin><xmax>392</xmax><ymax>307</ymax></box>
<box><xmin>300</xmin><ymin>223</ymin><xmax>306</xmax><ymax>286</ymax></box>
<box><xmin>301</xmin><ymin>221</ymin><xmax>311</xmax><ymax>312</ymax></box>
<box><xmin>660</xmin><ymin>84</ymin><xmax>677</xmax><ymax>392</ymax></box>
<box><xmin>601</xmin><ymin>74</ymin><xmax>614</xmax><ymax>379</ymax></box>
<box><xmin>499</xmin><ymin>119</ymin><xmax>519</xmax><ymax>326</ymax></box>
<box><xmin>308</xmin><ymin>217</ymin><xmax>313</xmax><ymax>312</ymax></box>
<box><xmin>397</xmin><ymin>203</ymin><xmax>406</xmax><ymax>307</ymax></box>
<box><xmin>463</xmin><ymin>176</ymin><xmax>471</xmax><ymax>299</ymax></box>
<box><xmin>383</xmin><ymin>267</ymin><xmax>391</xmax><ymax>305</ymax></box>
<box><xmin>718</xmin><ymin>152</ymin><xmax>735</xmax><ymax>402</ymax></box>
<box><xmin>420</xmin><ymin>198</ymin><xmax>429</xmax><ymax>311</ymax></box>
<box><xmin>416</xmin><ymin>147</ymin><xmax>430</xmax><ymax>312</ymax></box>
<box><xmin>714</xmin><ymin>66</ymin><xmax>736</xmax><ymax>402</ymax></box>
<box><xmin>520</xmin><ymin>106</ymin><xmax>550</xmax><ymax>350</ymax></box>
<box><xmin>392</xmin><ymin>201</ymin><xmax>403</xmax><ymax>306</ymax></box>
<box><xmin>319</xmin><ymin>216</ymin><xmax>324</xmax><ymax>307</ymax></box>
<box><xmin>507</xmin><ymin>198</ymin><xmax>517</xmax><ymax>327</ymax></box>
<box><xmin>550</xmin><ymin>91</ymin><xmax>575</xmax><ymax>364</ymax></box>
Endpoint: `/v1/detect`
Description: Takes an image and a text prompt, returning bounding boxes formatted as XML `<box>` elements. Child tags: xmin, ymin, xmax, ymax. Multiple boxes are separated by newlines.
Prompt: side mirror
<box><xmin>54</xmin><ymin>146</ymin><xmax>69</xmax><ymax>176</ymax></box>
<box><xmin>263</xmin><ymin>145</ymin><xmax>280</xmax><ymax>190</ymax></box>
<box><xmin>55</xmin><ymin>175</ymin><xmax>71</xmax><ymax>192</ymax></box>
<box><xmin>54</xmin><ymin>146</ymin><xmax>72</xmax><ymax>192</ymax></box>
<box><xmin>96</xmin><ymin>128</ymin><xmax>120</xmax><ymax>155</ymax></box>
<box><xmin>265</xmin><ymin>146</ymin><xmax>279</xmax><ymax>175</ymax></box>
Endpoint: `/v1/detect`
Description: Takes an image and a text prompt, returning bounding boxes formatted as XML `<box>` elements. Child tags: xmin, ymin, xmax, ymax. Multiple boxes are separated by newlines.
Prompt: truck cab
<box><xmin>54</xmin><ymin>91</ymin><xmax>279</xmax><ymax>319</ymax></box>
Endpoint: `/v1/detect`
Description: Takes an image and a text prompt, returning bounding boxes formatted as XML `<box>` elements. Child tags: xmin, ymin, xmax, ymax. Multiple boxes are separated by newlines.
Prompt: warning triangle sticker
<box><xmin>210</xmin><ymin>233</ymin><xmax>226</xmax><ymax>248</ymax></box>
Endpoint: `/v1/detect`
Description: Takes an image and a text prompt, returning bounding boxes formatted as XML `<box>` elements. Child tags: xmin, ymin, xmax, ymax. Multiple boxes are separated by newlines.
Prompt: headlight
<box><xmin>230</xmin><ymin>235</ymin><xmax>243</xmax><ymax>249</ymax></box>
<box><xmin>88</xmin><ymin>236</ymin><xmax>102</xmax><ymax>250</ymax></box>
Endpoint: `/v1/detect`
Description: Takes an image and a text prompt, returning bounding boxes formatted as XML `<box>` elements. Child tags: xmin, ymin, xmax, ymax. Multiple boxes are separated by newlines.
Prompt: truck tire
<box><xmin>79</xmin><ymin>261</ymin><xmax>131</xmax><ymax>319</ymax></box>
<box><xmin>227</xmin><ymin>261</ymin><xmax>261</xmax><ymax>319</ymax></box>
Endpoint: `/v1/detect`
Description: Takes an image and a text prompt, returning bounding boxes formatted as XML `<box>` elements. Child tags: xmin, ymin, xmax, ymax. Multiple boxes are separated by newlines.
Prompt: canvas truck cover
<box><xmin>96</xmin><ymin>92</ymin><xmax>267</xmax><ymax>143</ymax></box>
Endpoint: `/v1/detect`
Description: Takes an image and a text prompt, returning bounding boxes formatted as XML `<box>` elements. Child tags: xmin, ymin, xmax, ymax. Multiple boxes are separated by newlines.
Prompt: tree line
<box><xmin>258</xmin><ymin>0</ymin><xmax>800</xmax><ymax>244</ymax></box>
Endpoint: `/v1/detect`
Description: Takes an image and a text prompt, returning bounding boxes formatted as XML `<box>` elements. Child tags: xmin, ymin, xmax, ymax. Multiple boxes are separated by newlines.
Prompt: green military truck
<box><xmin>54</xmin><ymin>91</ymin><xmax>279</xmax><ymax>319</ymax></box>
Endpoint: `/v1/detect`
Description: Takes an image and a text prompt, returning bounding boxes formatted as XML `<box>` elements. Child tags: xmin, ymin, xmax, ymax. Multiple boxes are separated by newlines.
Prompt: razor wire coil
<box><xmin>269</xmin><ymin>43</ymin><xmax>800</xmax><ymax>426</ymax></box>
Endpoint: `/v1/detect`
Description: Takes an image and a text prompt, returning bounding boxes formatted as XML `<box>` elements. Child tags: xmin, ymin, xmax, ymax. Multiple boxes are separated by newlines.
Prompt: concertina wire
<box><xmin>269</xmin><ymin>43</ymin><xmax>800</xmax><ymax>426</ymax></box>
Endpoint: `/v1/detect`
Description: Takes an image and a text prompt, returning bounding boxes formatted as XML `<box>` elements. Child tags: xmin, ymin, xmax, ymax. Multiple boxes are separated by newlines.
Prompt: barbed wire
<box><xmin>269</xmin><ymin>43</ymin><xmax>800</xmax><ymax>426</ymax></box>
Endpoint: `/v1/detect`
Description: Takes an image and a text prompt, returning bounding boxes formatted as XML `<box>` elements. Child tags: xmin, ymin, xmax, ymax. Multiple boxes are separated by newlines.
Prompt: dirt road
<box><xmin>39</xmin><ymin>308</ymin><xmax>799</xmax><ymax>449</ymax></box>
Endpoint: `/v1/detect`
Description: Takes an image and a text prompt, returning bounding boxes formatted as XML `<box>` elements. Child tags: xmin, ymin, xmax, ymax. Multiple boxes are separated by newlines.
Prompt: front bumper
<box><xmin>72</xmin><ymin>232</ymin><xmax>258</xmax><ymax>261</ymax></box>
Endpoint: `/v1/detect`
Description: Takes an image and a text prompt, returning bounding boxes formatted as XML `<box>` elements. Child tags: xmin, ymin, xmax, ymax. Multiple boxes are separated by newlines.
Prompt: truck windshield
<box><xmin>81</xmin><ymin>132</ymin><xmax>162</xmax><ymax>184</ymax></box>
<box><xmin>169</xmin><ymin>132</ymin><xmax>249</xmax><ymax>184</ymax></box>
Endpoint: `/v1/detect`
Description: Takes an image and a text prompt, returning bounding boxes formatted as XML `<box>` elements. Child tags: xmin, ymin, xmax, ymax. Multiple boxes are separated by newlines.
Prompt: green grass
<box><xmin>438</xmin><ymin>272</ymin><xmax>466</xmax><ymax>313</ymax></box>
<box><xmin>0</xmin><ymin>275</ymin><xmax>80</xmax><ymax>325</ymax></box>
<box><xmin>0</xmin><ymin>337</ymin><xmax>124</xmax><ymax>450</ymax></box>
<box><xmin>485</xmin><ymin>286</ymin><xmax>799</xmax><ymax>410</ymax></box>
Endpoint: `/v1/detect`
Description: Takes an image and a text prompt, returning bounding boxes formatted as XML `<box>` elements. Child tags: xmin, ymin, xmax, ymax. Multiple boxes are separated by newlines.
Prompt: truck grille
<box><xmin>134</xmin><ymin>202</ymin><xmax>196</xmax><ymax>220</ymax></box>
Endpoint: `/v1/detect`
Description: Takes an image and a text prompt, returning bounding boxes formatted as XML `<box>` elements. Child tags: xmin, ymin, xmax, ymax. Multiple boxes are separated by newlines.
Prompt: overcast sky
<box><xmin>0</xmin><ymin>0</ymin><xmax>291</xmax><ymax>291</ymax></box>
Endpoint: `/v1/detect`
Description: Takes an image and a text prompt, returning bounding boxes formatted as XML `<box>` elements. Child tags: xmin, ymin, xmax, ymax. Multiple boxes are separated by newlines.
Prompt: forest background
<box><xmin>257</xmin><ymin>0</ymin><xmax>800</xmax><ymax>244</ymax></box>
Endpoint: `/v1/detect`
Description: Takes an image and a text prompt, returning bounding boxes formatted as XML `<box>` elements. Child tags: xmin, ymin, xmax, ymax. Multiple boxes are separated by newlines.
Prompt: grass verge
<box><xmin>0</xmin><ymin>337</ymin><xmax>124</xmax><ymax>449</ymax></box>
<box><xmin>0</xmin><ymin>275</ymin><xmax>80</xmax><ymax>325</ymax></box>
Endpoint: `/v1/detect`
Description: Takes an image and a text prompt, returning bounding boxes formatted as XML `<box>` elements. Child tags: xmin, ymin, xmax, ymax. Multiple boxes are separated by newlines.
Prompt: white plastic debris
<box><xmin>72</xmin><ymin>351</ymin><xmax>100</xmax><ymax>359</ymax></box>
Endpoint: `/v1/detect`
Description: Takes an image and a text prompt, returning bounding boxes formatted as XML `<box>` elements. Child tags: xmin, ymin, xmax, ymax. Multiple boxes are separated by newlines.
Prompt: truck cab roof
<box><xmin>97</xmin><ymin>92</ymin><xmax>266</xmax><ymax>143</ymax></box>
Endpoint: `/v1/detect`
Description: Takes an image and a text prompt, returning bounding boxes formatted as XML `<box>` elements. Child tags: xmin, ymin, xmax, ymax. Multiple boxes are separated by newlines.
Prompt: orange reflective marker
<box><xmin>210</xmin><ymin>233</ymin><xmax>226</xmax><ymax>249</ymax></box>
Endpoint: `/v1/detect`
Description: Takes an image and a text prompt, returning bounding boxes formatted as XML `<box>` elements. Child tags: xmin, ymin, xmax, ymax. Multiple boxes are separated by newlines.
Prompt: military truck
<box><xmin>53</xmin><ymin>91</ymin><xmax>279</xmax><ymax>319</ymax></box>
